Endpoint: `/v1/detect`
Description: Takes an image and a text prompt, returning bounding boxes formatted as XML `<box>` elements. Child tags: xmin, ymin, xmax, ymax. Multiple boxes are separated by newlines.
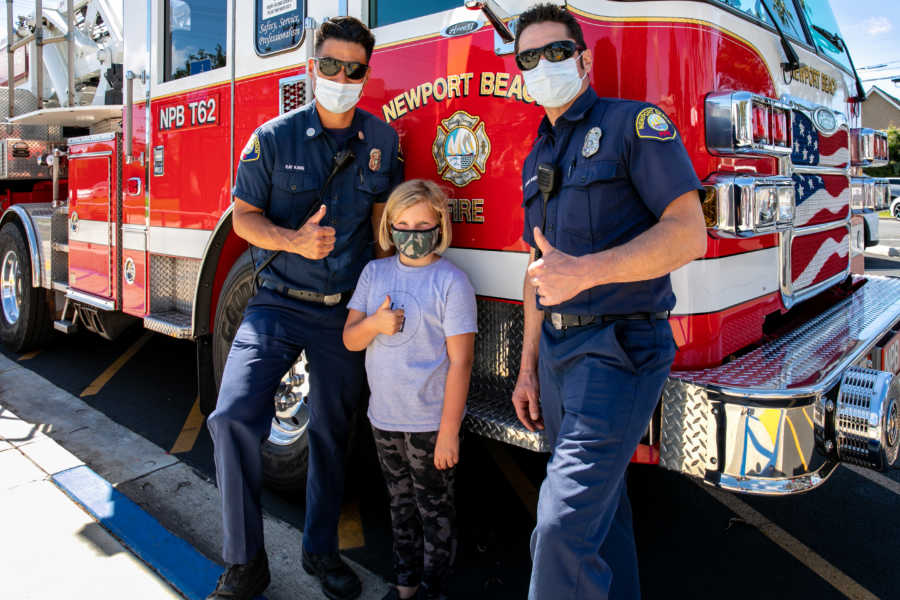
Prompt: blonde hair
<box><xmin>378</xmin><ymin>179</ymin><xmax>452</xmax><ymax>253</ymax></box>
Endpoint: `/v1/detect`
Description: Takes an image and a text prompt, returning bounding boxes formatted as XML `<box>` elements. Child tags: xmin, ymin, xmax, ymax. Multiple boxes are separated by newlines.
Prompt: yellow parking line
<box><xmin>801</xmin><ymin>407</ymin><xmax>814</xmax><ymax>430</ymax></box>
<box><xmin>701</xmin><ymin>484</ymin><xmax>879</xmax><ymax>600</ymax></box>
<box><xmin>80</xmin><ymin>332</ymin><xmax>152</xmax><ymax>397</ymax></box>
<box><xmin>17</xmin><ymin>350</ymin><xmax>40</xmax><ymax>361</ymax></box>
<box><xmin>169</xmin><ymin>397</ymin><xmax>205</xmax><ymax>455</ymax></box>
<box><xmin>485</xmin><ymin>440</ymin><xmax>539</xmax><ymax>520</ymax></box>
<box><xmin>338</xmin><ymin>499</ymin><xmax>365</xmax><ymax>549</ymax></box>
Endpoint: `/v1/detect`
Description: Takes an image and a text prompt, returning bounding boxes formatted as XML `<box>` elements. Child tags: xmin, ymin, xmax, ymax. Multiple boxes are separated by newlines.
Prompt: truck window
<box><xmin>711</xmin><ymin>0</ymin><xmax>806</xmax><ymax>42</ymax></box>
<box><xmin>256</xmin><ymin>0</ymin><xmax>305</xmax><ymax>56</ymax></box>
<box><xmin>164</xmin><ymin>0</ymin><xmax>227</xmax><ymax>82</ymax></box>
<box><xmin>797</xmin><ymin>0</ymin><xmax>852</xmax><ymax>72</ymax></box>
<box><xmin>369</xmin><ymin>0</ymin><xmax>459</xmax><ymax>28</ymax></box>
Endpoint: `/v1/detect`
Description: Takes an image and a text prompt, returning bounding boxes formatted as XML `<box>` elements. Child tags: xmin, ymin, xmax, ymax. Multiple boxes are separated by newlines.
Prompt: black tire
<box><xmin>893</xmin><ymin>201</ymin><xmax>900</xmax><ymax>220</ymax></box>
<box><xmin>0</xmin><ymin>222</ymin><xmax>51</xmax><ymax>352</ymax></box>
<box><xmin>212</xmin><ymin>249</ymin><xmax>309</xmax><ymax>493</ymax></box>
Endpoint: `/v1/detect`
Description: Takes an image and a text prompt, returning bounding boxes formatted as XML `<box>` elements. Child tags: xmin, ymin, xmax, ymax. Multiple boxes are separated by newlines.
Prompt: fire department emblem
<box><xmin>369</xmin><ymin>148</ymin><xmax>382</xmax><ymax>172</ymax></box>
<box><xmin>432</xmin><ymin>111</ymin><xmax>491</xmax><ymax>187</ymax></box>
<box><xmin>582</xmin><ymin>127</ymin><xmax>602</xmax><ymax>157</ymax></box>
<box><xmin>124</xmin><ymin>258</ymin><xmax>136</xmax><ymax>285</ymax></box>
<box><xmin>70</xmin><ymin>211</ymin><xmax>79</xmax><ymax>233</ymax></box>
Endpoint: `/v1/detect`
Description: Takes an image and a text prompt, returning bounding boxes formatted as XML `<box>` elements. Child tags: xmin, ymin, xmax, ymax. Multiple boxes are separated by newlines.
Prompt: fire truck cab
<box><xmin>1</xmin><ymin>0</ymin><xmax>898</xmax><ymax>494</ymax></box>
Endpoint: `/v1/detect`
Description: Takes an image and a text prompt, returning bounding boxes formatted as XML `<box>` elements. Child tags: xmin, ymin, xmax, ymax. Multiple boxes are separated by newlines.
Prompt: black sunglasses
<box><xmin>515</xmin><ymin>40</ymin><xmax>581</xmax><ymax>71</ymax></box>
<box><xmin>314</xmin><ymin>56</ymin><xmax>369</xmax><ymax>81</ymax></box>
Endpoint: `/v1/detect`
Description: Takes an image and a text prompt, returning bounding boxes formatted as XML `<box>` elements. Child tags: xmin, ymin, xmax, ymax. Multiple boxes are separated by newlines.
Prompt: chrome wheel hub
<box><xmin>268</xmin><ymin>351</ymin><xmax>310</xmax><ymax>446</ymax></box>
<box><xmin>1</xmin><ymin>249</ymin><xmax>22</xmax><ymax>325</ymax></box>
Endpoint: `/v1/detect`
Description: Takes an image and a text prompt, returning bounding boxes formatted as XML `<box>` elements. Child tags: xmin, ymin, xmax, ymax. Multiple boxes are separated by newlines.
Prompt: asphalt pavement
<box><xmin>3</xmin><ymin>244</ymin><xmax>900</xmax><ymax>599</ymax></box>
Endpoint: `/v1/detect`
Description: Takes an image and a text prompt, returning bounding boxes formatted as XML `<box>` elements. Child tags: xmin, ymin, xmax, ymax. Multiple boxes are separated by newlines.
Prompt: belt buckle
<box><xmin>323</xmin><ymin>293</ymin><xmax>341</xmax><ymax>306</ymax></box>
<box><xmin>551</xmin><ymin>312</ymin><xmax>564</xmax><ymax>330</ymax></box>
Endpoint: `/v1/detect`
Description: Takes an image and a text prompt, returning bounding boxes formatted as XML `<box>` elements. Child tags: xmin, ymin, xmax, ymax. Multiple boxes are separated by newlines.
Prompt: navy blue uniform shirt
<box><xmin>233</xmin><ymin>101</ymin><xmax>403</xmax><ymax>294</ymax></box>
<box><xmin>522</xmin><ymin>87</ymin><xmax>703</xmax><ymax>315</ymax></box>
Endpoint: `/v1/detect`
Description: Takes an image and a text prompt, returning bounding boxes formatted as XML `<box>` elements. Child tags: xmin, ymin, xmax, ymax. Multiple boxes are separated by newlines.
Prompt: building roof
<box><xmin>867</xmin><ymin>86</ymin><xmax>900</xmax><ymax>113</ymax></box>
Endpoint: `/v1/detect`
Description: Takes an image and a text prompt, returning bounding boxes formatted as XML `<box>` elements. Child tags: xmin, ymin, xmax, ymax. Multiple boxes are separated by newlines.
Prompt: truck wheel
<box><xmin>0</xmin><ymin>223</ymin><xmax>51</xmax><ymax>352</ymax></box>
<box><xmin>212</xmin><ymin>250</ymin><xmax>309</xmax><ymax>493</ymax></box>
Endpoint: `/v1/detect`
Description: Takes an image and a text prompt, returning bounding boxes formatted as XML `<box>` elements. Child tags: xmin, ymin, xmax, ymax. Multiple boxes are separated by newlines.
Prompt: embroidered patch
<box><xmin>635</xmin><ymin>107</ymin><xmax>677</xmax><ymax>142</ymax></box>
<box><xmin>582</xmin><ymin>127</ymin><xmax>602</xmax><ymax>157</ymax></box>
<box><xmin>240</xmin><ymin>133</ymin><xmax>260</xmax><ymax>162</ymax></box>
<box><xmin>369</xmin><ymin>148</ymin><xmax>382</xmax><ymax>171</ymax></box>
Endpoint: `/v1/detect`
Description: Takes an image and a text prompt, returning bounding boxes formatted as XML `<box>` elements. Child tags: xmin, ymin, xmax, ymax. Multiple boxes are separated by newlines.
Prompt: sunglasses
<box><xmin>313</xmin><ymin>56</ymin><xmax>369</xmax><ymax>81</ymax></box>
<box><xmin>515</xmin><ymin>40</ymin><xmax>581</xmax><ymax>71</ymax></box>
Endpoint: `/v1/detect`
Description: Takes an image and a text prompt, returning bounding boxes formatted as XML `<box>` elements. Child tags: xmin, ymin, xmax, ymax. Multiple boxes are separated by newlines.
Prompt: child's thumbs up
<box><xmin>379</xmin><ymin>295</ymin><xmax>391</xmax><ymax>310</ymax></box>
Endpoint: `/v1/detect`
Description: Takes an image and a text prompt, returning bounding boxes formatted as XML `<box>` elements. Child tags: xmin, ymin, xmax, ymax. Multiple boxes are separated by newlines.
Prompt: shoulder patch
<box><xmin>635</xmin><ymin>107</ymin><xmax>677</xmax><ymax>142</ymax></box>
<box><xmin>240</xmin><ymin>133</ymin><xmax>260</xmax><ymax>162</ymax></box>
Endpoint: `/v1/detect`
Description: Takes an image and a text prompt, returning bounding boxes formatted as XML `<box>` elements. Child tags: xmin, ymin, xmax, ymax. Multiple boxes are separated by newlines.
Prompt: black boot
<box><xmin>302</xmin><ymin>548</ymin><xmax>362</xmax><ymax>600</ymax></box>
<box><xmin>206</xmin><ymin>549</ymin><xmax>270</xmax><ymax>600</ymax></box>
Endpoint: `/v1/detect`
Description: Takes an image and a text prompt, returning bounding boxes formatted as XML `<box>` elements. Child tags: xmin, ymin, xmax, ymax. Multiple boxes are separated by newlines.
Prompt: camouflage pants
<box><xmin>372</xmin><ymin>427</ymin><xmax>457</xmax><ymax>595</ymax></box>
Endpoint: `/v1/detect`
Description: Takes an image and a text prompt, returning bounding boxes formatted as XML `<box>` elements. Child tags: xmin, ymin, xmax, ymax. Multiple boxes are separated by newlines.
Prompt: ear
<box><xmin>580</xmin><ymin>48</ymin><xmax>593</xmax><ymax>76</ymax></box>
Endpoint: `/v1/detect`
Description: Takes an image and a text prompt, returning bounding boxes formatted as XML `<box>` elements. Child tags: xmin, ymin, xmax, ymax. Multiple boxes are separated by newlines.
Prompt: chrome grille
<box><xmin>835</xmin><ymin>366</ymin><xmax>900</xmax><ymax>470</ymax></box>
<box><xmin>279</xmin><ymin>75</ymin><xmax>307</xmax><ymax>114</ymax></box>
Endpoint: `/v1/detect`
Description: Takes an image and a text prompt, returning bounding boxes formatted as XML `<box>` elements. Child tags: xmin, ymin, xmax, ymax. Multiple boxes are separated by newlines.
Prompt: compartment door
<box><xmin>68</xmin><ymin>138</ymin><xmax>117</xmax><ymax>302</ymax></box>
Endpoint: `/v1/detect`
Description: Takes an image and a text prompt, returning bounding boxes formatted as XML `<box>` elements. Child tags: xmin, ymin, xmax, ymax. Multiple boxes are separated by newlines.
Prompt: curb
<box><xmin>52</xmin><ymin>464</ymin><xmax>233</xmax><ymax>600</ymax></box>
<box><xmin>865</xmin><ymin>244</ymin><xmax>900</xmax><ymax>258</ymax></box>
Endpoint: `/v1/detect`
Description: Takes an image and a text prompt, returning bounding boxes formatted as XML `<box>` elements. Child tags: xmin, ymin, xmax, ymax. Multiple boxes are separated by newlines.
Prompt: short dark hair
<box><xmin>514</xmin><ymin>4</ymin><xmax>585</xmax><ymax>54</ymax></box>
<box><xmin>315</xmin><ymin>16</ymin><xmax>375</xmax><ymax>61</ymax></box>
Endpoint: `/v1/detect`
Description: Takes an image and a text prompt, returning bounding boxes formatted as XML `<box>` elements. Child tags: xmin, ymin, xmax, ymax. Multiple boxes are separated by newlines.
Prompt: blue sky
<box><xmin>831</xmin><ymin>0</ymin><xmax>900</xmax><ymax>95</ymax></box>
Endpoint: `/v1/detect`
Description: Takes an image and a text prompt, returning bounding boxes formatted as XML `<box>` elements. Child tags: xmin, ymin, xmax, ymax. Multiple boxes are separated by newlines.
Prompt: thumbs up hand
<box><xmin>289</xmin><ymin>205</ymin><xmax>336</xmax><ymax>260</ymax></box>
<box><xmin>527</xmin><ymin>227</ymin><xmax>589</xmax><ymax>306</ymax></box>
<box><xmin>372</xmin><ymin>295</ymin><xmax>405</xmax><ymax>335</ymax></box>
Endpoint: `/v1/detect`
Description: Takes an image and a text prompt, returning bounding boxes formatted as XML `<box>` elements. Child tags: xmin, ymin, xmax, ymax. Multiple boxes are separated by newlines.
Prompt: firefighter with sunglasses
<box><xmin>206</xmin><ymin>16</ymin><xmax>402</xmax><ymax>600</ymax></box>
<box><xmin>510</xmin><ymin>5</ymin><xmax>707</xmax><ymax>599</ymax></box>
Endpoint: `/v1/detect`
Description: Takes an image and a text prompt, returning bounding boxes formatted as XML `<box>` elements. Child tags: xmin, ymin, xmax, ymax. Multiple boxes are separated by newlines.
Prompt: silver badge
<box><xmin>306</xmin><ymin>127</ymin><xmax>316</xmax><ymax>137</ymax></box>
<box><xmin>582</xmin><ymin>127</ymin><xmax>602</xmax><ymax>157</ymax></box>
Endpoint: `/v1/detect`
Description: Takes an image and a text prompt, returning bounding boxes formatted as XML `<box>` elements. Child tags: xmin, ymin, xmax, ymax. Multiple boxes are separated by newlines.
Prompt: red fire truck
<box><xmin>0</xmin><ymin>0</ymin><xmax>897</xmax><ymax>493</ymax></box>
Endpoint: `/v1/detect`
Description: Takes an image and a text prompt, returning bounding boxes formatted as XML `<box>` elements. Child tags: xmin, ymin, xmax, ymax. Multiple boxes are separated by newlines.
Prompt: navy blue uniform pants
<box><xmin>529</xmin><ymin>318</ymin><xmax>676</xmax><ymax>600</ymax></box>
<box><xmin>207</xmin><ymin>288</ymin><xmax>365</xmax><ymax>564</ymax></box>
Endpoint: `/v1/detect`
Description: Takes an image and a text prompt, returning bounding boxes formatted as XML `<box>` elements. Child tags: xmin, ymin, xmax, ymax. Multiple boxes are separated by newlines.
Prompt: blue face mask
<box><xmin>391</xmin><ymin>225</ymin><xmax>440</xmax><ymax>259</ymax></box>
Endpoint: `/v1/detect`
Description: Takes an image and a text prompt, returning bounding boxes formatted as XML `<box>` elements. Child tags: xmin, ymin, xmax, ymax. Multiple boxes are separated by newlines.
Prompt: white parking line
<box><xmin>843</xmin><ymin>463</ymin><xmax>900</xmax><ymax>497</ymax></box>
<box><xmin>700</xmin><ymin>484</ymin><xmax>879</xmax><ymax>600</ymax></box>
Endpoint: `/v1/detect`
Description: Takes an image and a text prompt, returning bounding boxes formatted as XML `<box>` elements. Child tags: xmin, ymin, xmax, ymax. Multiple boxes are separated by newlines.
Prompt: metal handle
<box><xmin>126</xmin><ymin>177</ymin><xmax>142</xmax><ymax>196</ymax></box>
<box><xmin>464</xmin><ymin>0</ymin><xmax>514</xmax><ymax>43</ymax></box>
<box><xmin>125</xmin><ymin>70</ymin><xmax>135</xmax><ymax>161</ymax></box>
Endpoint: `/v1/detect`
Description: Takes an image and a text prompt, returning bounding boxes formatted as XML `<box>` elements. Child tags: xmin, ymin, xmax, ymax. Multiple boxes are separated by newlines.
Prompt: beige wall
<box><xmin>862</xmin><ymin>93</ymin><xmax>900</xmax><ymax>130</ymax></box>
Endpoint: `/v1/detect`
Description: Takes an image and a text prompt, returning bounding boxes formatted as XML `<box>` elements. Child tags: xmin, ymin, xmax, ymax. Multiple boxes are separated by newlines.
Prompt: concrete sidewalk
<box><xmin>0</xmin><ymin>352</ymin><xmax>387</xmax><ymax>600</ymax></box>
<box><xmin>0</xmin><ymin>408</ymin><xmax>182</xmax><ymax>599</ymax></box>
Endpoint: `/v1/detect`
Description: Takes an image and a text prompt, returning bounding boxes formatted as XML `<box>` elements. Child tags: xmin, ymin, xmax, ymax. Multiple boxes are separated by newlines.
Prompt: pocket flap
<box><xmin>568</xmin><ymin>160</ymin><xmax>622</xmax><ymax>187</ymax></box>
<box><xmin>356</xmin><ymin>171</ymin><xmax>391</xmax><ymax>195</ymax></box>
<box><xmin>272</xmin><ymin>170</ymin><xmax>317</xmax><ymax>193</ymax></box>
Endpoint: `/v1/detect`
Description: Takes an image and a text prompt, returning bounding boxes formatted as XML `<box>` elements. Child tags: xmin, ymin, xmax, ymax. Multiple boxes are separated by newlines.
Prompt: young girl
<box><xmin>343</xmin><ymin>179</ymin><xmax>477</xmax><ymax>600</ymax></box>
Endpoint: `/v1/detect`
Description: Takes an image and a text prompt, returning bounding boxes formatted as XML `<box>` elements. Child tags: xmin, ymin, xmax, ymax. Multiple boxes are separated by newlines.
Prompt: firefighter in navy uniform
<box><xmin>509</xmin><ymin>6</ymin><xmax>707</xmax><ymax>600</ymax></box>
<box><xmin>206</xmin><ymin>18</ymin><xmax>402</xmax><ymax>600</ymax></box>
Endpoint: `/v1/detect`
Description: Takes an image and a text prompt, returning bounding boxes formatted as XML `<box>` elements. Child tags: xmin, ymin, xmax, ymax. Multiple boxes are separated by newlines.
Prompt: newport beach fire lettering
<box><xmin>382</xmin><ymin>72</ymin><xmax>534</xmax><ymax>123</ymax></box>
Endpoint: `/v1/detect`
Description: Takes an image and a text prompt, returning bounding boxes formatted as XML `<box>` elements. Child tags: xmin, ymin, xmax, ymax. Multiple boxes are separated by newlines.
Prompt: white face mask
<box><xmin>522</xmin><ymin>55</ymin><xmax>587</xmax><ymax>108</ymax></box>
<box><xmin>313</xmin><ymin>66</ymin><xmax>364</xmax><ymax>114</ymax></box>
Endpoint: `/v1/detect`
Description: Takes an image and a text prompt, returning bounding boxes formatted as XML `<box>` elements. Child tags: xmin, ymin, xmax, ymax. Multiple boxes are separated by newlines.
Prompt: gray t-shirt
<box><xmin>348</xmin><ymin>255</ymin><xmax>478</xmax><ymax>432</ymax></box>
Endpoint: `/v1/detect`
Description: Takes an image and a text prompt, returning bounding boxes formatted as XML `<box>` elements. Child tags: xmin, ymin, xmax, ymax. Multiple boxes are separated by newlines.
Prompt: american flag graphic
<box><xmin>791</xmin><ymin>111</ymin><xmax>850</xmax><ymax>168</ymax></box>
<box><xmin>791</xmin><ymin>226</ymin><xmax>849</xmax><ymax>291</ymax></box>
<box><xmin>792</xmin><ymin>173</ymin><xmax>850</xmax><ymax>227</ymax></box>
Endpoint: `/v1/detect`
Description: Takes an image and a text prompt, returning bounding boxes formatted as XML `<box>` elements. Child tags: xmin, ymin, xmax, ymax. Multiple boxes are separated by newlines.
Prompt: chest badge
<box><xmin>369</xmin><ymin>148</ymin><xmax>382</xmax><ymax>172</ymax></box>
<box><xmin>432</xmin><ymin>110</ymin><xmax>492</xmax><ymax>187</ymax></box>
<box><xmin>582</xmin><ymin>127</ymin><xmax>603</xmax><ymax>157</ymax></box>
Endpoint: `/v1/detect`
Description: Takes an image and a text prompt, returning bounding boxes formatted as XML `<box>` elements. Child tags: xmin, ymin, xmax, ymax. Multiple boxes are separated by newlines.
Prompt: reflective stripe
<box><xmin>671</xmin><ymin>248</ymin><xmax>780</xmax><ymax>315</ymax></box>
<box><xmin>69</xmin><ymin>219</ymin><xmax>110</xmax><ymax>245</ymax></box>
<box><xmin>122</xmin><ymin>226</ymin><xmax>147</xmax><ymax>252</ymax></box>
<box><xmin>443</xmin><ymin>248</ymin><xmax>528</xmax><ymax>300</ymax></box>
<box><xmin>148</xmin><ymin>227</ymin><xmax>212</xmax><ymax>259</ymax></box>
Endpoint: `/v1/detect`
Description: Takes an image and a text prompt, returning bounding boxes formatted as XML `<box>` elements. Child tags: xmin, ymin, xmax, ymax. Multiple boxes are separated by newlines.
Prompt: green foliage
<box><xmin>864</xmin><ymin>126</ymin><xmax>900</xmax><ymax>177</ymax></box>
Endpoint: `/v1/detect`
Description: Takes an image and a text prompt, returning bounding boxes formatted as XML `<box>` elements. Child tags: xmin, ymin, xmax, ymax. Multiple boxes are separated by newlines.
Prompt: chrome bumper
<box><xmin>661</xmin><ymin>276</ymin><xmax>900</xmax><ymax>495</ymax></box>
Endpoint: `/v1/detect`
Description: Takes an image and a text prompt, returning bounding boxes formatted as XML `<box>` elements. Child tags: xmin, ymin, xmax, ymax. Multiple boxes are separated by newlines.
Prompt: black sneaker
<box><xmin>302</xmin><ymin>548</ymin><xmax>362</xmax><ymax>600</ymax></box>
<box><xmin>206</xmin><ymin>549</ymin><xmax>270</xmax><ymax>600</ymax></box>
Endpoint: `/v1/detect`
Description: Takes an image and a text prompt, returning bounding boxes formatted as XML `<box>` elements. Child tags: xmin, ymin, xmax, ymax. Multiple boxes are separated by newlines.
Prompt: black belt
<box><xmin>261</xmin><ymin>281</ymin><xmax>345</xmax><ymax>306</ymax></box>
<box><xmin>544</xmin><ymin>311</ymin><xmax>670</xmax><ymax>330</ymax></box>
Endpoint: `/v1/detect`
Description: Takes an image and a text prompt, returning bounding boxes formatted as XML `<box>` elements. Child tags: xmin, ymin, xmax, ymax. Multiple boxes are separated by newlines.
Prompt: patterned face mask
<box><xmin>391</xmin><ymin>225</ymin><xmax>440</xmax><ymax>259</ymax></box>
